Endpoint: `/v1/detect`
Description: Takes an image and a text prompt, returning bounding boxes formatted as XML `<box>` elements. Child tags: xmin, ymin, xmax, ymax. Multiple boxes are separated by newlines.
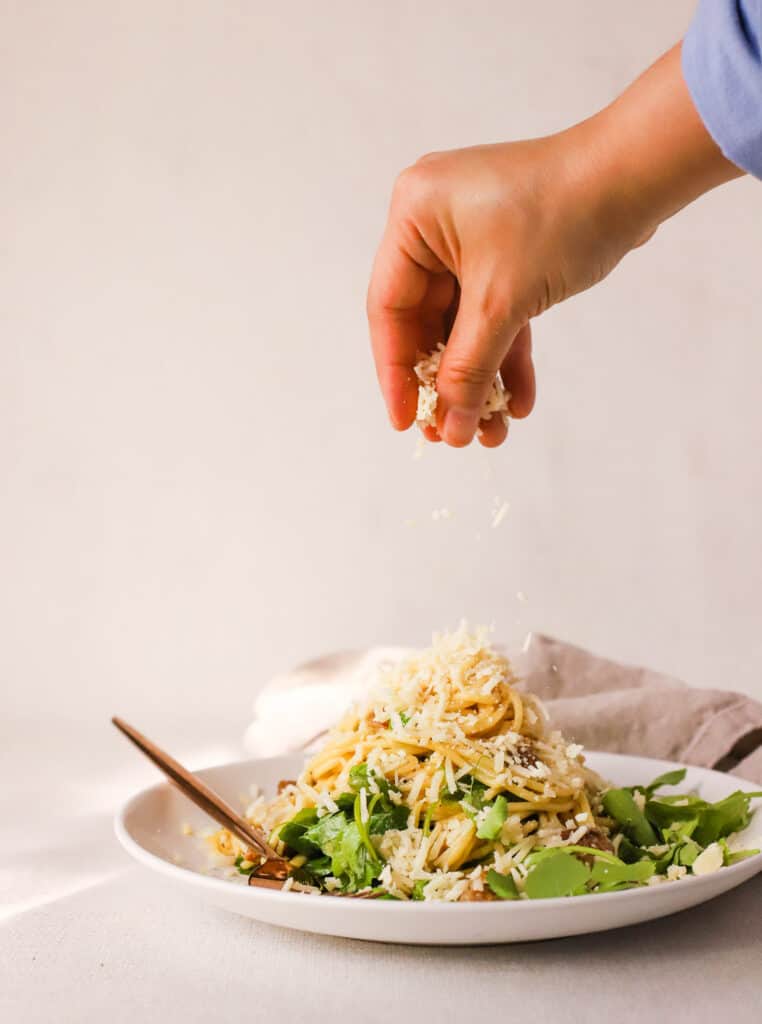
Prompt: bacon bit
<box><xmin>559</xmin><ymin>827</ymin><xmax>615</xmax><ymax>866</ymax></box>
<box><xmin>513</xmin><ymin>741</ymin><xmax>539</xmax><ymax>769</ymax></box>
<box><xmin>277</xmin><ymin>779</ymin><xmax>296</xmax><ymax>794</ymax></box>
<box><xmin>577</xmin><ymin>828</ymin><xmax>615</xmax><ymax>853</ymax></box>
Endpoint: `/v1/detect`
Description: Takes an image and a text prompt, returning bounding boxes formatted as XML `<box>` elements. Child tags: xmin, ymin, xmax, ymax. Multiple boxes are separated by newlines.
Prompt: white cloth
<box><xmin>244</xmin><ymin>633</ymin><xmax>762</xmax><ymax>781</ymax></box>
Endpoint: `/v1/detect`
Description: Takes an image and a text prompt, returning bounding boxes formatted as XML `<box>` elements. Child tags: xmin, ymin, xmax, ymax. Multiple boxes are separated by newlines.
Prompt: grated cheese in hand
<box><xmin>414</xmin><ymin>344</ymin><xmax>510</xmax><ymax>429</ymax></box>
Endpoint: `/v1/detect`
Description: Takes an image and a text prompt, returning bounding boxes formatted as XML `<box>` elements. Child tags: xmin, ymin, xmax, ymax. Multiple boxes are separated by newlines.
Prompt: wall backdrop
<box><xmin>3</xmin><ymin>1</ymin><xmax>761</xmax><ymax>740</ymax></box>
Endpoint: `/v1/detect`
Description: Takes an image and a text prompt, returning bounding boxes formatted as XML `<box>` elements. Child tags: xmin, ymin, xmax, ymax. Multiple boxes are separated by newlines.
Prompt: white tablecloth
<box><xmin>3</xmin><ymin>709</ymin><xmax>761</xmax><ymax>1023</ymax></box>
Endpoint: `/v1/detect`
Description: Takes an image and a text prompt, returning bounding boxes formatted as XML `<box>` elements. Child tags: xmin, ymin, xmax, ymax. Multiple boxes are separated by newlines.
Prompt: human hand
<box><xmin>367</xmin><ymin>44</ymin><xmax>741</xmax><ymax>448</ymax></box>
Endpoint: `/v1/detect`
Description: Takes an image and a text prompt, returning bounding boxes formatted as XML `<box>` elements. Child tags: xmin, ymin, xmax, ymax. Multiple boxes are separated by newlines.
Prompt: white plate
<box><xmin>115</xmin><ymin>752</ymin><xmax>762</xmax><ymax>945</ymax></box>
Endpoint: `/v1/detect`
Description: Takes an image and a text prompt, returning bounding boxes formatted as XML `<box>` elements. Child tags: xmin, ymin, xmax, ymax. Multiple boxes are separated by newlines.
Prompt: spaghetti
<box><xmin>211</xmin><ymin>625</ymin><xmax>619</xmax><ymax>900</ymax></box>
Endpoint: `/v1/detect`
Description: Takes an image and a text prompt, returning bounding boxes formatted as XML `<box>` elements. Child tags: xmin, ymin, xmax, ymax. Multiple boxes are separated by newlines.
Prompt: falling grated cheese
<box><xmin>491</xmin><ymin>502</ymin><xmax>510</xmax><ymax>528</ymax></box>
<box><xmin>431</xmin><ymin>508</ymin><xmax>452</xmax><ymax>522</ymax></box>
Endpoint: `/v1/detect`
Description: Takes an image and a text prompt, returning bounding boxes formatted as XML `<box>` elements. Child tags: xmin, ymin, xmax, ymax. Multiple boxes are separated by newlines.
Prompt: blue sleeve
<box><xmin>682</xmin><ymin>0</ymin><xmax>762</xmax><ymax>178</ymax></box>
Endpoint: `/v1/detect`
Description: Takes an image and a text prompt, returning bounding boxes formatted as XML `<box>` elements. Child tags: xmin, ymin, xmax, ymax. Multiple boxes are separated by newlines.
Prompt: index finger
<box><xmin>366</xmin><ymin>232</ymin><xmax>432</xmax><ymax>430</ymax></box>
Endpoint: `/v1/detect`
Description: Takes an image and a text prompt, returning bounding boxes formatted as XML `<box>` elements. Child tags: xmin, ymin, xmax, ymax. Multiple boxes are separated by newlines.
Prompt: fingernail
<box><xmin>443</xmin><ymin>409</ymin><xmax>479</xmax><ymax>446</ymax></box>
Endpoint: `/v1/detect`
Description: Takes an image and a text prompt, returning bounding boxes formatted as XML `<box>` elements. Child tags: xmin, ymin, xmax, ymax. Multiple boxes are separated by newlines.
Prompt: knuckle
<box><xmin>392</xmin><ymin>165</ymin><xmax>425</xmax><ymax>206</ymax></box>
<box><xmin>415</xmin><ymin>149</ymin><xmax>445</xmax><ymax>169</ymax></box>
<box><xmin>474</xmin><ymin>286</ymin><xmax>514</xmax><ymax>330</ymax></box>
<box><xmin>392</xmin><ymin>153</ymin><xmax>443</xmax><ymax>206</ymax></box>
<box><xmin>441</xmin><ymin>358</ymin><xmax>494</xmax><ymax>394</ymax></box>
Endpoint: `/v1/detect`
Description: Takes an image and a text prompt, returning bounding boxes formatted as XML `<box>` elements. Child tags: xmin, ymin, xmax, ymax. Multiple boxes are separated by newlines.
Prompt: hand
<box><xmin>367</xmin><ymin>44</ymin><xmax>742</xmax><ymax>448</ymax></box>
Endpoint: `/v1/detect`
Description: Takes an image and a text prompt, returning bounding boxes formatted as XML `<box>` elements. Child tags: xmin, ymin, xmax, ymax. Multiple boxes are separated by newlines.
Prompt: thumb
<box><xmin>435</xmin><ymin>288</ymin><xmax>523</xmax><ymax>447</ymax></box>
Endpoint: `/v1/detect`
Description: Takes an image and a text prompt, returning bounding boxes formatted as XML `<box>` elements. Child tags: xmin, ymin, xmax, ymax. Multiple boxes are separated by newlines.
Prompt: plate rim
<box><xmin>115</xmin><ymin>750</ymin><xmax>762</xmax><ymax>913</ymax></box>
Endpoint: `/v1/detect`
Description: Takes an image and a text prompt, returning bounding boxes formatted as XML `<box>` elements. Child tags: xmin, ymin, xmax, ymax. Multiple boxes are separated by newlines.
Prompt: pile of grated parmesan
<box><xmin>413</xmin><ymin>344</ymin><xmax>510</xmax><ymax>429</ymax></box>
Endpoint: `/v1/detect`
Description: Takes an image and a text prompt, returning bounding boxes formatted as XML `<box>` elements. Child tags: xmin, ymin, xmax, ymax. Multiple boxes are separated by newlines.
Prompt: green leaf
<box><xmin>602</xmin><ymin>789</ymin><xmax>658</xmax><ymax>846</ymax></box>
<box><xmin>348</xmin><ymin>763</ymin><xmax>371</xmax><ymax>791</ymax></box>
<box><xmin>648</xmin><ymin>797</ymin><xmax>705</xmax><ymax>845</ymax></box>
<box><xmin>526</xmin><ymin>845</ymin><xmax>623</xmax><ymax>868</ymax></box>
<box><xmin>725</xmin><ymin>847</ymin><xmax>760</xmax><ymax>866</ymax></box>
<box><xmin>330</xmin><ymin>820</ymin><xmax>380</xmax><ymax>891</ymax></box>
<box><xmin>353</xmin><ymin>795</ymin><xmax>382</xmax><ymax>865</ymax></box>
<box><xmin>302</xmin><ymin>812</ymin><xmax>348</xmax><ymax>856</ymax></box>
<box><xmin>302</xmin><ymin>810</ymin><xmax>382</xmax><ymax>892</ymax></box>
<box><xmin>476</xmin><ymin>796</ymin><xmax>508</xmax><ymax>840</ymax></box>
<box><xmin>677</xmin><ymin>840</ymin><xmax>700</xmax><ymax>867</ymax></box>
<box><xmin>411</xmin><ymin>879</ymin><xmax>428</xmax><ymax>901</ymax></box>
<box><xmin>234</xmin><ymin>854</ymin><xmax>257</xmax><ymax>876</ymax></box>
<box><xmin>368</xmin><ymin>805</ymin><xmax>409</xmax><ymax>834</ymax></box>
<box><xmin>444</xmin><ymin>774</ymin><xmax>488</xmax><ymax>811</ymax></box>
<box><xmin>524</xmin><ymin>852</ymin><xmax>591</xmax><ymax>899</ymax></box>
<box><xmin>645</xmin><ymin>799</ymin><xmax>702</xmax><ymax>831</ymax></box>
<box><xmin>692</xmin><ymin>791</ymin><xmax>756</xmax><ymax>847</ymax></box>
<box><xmin>640</xmin><ymin>768</ymin><xmax>687</xmax><ymax>797</ymax></box>
<box><xmin>662</xmin><ymin>818</ymin><xmax>699</xmax><ymax>842</ymax></box>
<box><xmin>349</xmin><ymin>763</ymin><xmax>390</xmax><ymax>797</ymax></box>
<box><xmin>328</xmin><ymin>821</ymin><xmax>357</xmax><ymax>879</ymax></box>
<box><xmin>650</xmin><ymin>793</ymin><xmax>704</xmax><ymax>806</ymax></box>
<box><xmin>486</xmin><ymin>869</ymin><xmax>519</xmax><ymax>900</ymax></box>
<box><xmin>617</xmin><ymin>836</ymin><xmax>643</xmax><ymax>864</ymax></box>
<box><xmin>646</xmin><ymin>845</ymin><xmax>679</xmax><ymax>875</ymax></box>
<box><xmin>292</xmin><ymin>855</ymin><xmax>332</xmax><ymax>885</ymax></box>
<box><xmin>422</xmin><ymin>802</ymin><xmax>437</xmax><ymax>835</ymax></box>
<box><xmin>278</xmin><ymin>807</ymin><xmax>320</xmax><ymax>856</ymax></box>
<box><xmin>590</xmin><ymin>858</ymin><xmax>654</xmax><ymax>890</ymax></box>
<box><xmin>717</xmin><ymin>835</ymin><xmax>760</xmax><ymax>865</ymax></box>
<box><xmin>334</xmin><ymin>793</ymin><xmax>356</xmax><ymax>814</ymax></box>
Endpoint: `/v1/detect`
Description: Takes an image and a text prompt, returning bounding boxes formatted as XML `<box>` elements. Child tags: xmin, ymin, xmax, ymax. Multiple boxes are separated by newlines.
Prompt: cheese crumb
<box><xmin>692</xmin><ymin>842</ymin><xmax>724</xmax><ymax>876</ymax></box>
<box><xmin>491</xmin><ymin>502</ymin><xmax>510</xmax><ymax>529</ymax></box>
<box><xmin>359</xmin><ymin>787</ymin><xmax>369</xmax><ymax>823</ymax></box>
<box><xmin>667</xmin><ymin>864</ymin><xmax>687</xmax><ymax>881</ymax></box>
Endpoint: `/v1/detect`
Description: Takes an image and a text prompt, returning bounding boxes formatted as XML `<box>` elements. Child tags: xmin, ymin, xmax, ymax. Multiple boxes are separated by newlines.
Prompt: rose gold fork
<box><xmin>111</xmin><ymin>716</ymin><xmax>288</xmax><ymax>878</ymax></box>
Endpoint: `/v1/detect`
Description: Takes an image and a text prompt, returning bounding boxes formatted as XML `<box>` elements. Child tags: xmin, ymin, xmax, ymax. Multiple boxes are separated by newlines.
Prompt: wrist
<box><xmin>576</xmin><ymin>44</ymin><xmax>743</xmax><ymax>244</ymax></box>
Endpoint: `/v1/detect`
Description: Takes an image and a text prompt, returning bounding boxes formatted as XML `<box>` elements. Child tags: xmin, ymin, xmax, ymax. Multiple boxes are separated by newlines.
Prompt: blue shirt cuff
<box><xmin>682</xmin><ymin>0</ymin><xmax>762</xmax><ymax>178</ymax></box>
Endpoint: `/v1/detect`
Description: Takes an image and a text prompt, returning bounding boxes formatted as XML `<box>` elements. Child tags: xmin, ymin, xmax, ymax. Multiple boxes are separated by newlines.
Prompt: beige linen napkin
<box><xmin>244</xmin><ymin>634</ymin><xmax>762</xmax><ymax>784</ymax></box>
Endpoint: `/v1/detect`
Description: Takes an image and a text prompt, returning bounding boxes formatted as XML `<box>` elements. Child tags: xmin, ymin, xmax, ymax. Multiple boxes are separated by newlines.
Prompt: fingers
<box><xmin>478</xmin><ymin>414</ymin><xmax>508</xmax><ymax>448</ymax></box>
<box><xmin>500</xmin><ymin>322</ymin><xmax>536</xmax><ymax>419</ymax></box>
<box><xmin>478</xmin><ymin>326</ymin><xmax>534</xmax><ymax>447</ymax></box>
<box><xmin>435</xmin><ymin>288</ymin><xmax>523</xmax><ymax>447</ymax></box>
<box><xmin>421</xmin><ymin>424</ymin><xmax>442</xmax><ymax>442</ymax></box>
<box><xmin>367</xmin><ymin>238</ymin><xmax>430</xmax><ymax>430</ymax></box>
<box><xmin>367</xmin><ymin>232</ymin><xmax>455</xmax><ymax>431</ymax></box>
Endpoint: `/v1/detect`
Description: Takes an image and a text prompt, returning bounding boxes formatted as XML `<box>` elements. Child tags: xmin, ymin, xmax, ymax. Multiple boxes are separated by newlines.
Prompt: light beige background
<box><xmin>2</xmin><ymin>0</ymin><xmax>761</xmax><ymax>733</ymax></box>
